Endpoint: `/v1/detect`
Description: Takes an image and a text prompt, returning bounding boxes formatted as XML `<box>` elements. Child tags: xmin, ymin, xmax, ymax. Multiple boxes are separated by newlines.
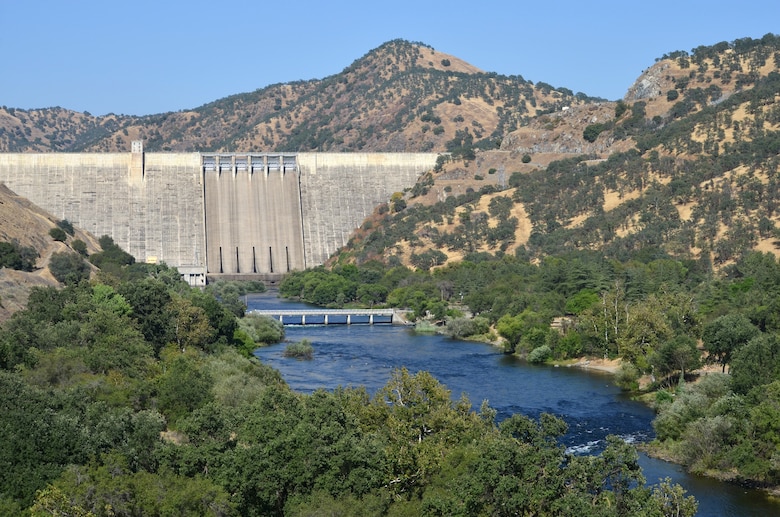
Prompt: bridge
<box><xmin>249</xmin><ymin>308</ymin><xmax>397</xmax><ymax>325</ymax></box>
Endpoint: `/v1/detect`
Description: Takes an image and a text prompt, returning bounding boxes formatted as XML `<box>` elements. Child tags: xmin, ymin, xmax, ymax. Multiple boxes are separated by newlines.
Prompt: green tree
<box><xmin>583</xmin><ymin>122</ymin><xmax>607</xmax><ymax>142</ymax></box>
<box><xmin>49</xmin><ymin>227</ymin><xmax>67</xmax><ymax>242</ymax></box>
<box><xmin>702</xmin><ymin>313</ymin><xmax>759</xmax><ymax>372</ymax></box>
<box><xmin>118</xmin><ymin>278</ymin><xmax>174</xmax><ymax>355</ymax></box>
<box><xmin>56</xmin><ymin>219</ymin><xmax>75</xmax><ymax>236</ymax></box>
<box><xmin>0</xmin><ymin>241</ymin><xmax>37</xmax><ymax>271</ymax></box>
<box><xmin>729</xmin><ymin>333</ymin><xmax>780</xmax><ymax>394</ymax></box>
<box><xmin>170</xmin><ymin>295</ymin><xmax>214</xmax><ymax>352</ymax></box>
<box><xmin>156</xmin><ymin>355</ymin><xmax>214</xmax><ymax>426</ymax></box>
<box><xmin>650</xmin><ymin>335</ymin><xmax>701</xmax><ymax>385</ymax></box>
<box><xmin>49</xmin><ymin>251</ymin><xmax>90</xmax><ymax>285</ymax></box>
<box><xmin>72</xmin><ymin>239</ymin><xmax>88</xmax><ymax>256</ymax></box>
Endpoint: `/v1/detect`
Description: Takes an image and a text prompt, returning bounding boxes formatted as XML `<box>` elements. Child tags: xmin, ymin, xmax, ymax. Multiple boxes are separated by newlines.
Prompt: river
<box><xmin>248</xmin><ymin>292</ymin><xmax>779</xmax><ymax>516</ymax></box>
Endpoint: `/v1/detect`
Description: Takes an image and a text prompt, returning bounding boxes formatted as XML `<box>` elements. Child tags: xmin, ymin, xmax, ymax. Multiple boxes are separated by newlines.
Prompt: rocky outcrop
<box><xmin>500</xmin><ymin>103</ymin><xmax>618</xmax><ymax>156</ymax></box>
<box><xmin>624</xmin><ymin>62</ymin><xmax>671</xmax><ymax>101</ymax></box>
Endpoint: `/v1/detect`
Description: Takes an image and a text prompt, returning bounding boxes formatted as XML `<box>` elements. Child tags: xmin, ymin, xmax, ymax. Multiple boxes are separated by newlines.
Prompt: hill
<box><xmin>0</xmin><ymin>184</ymin><xmax>100</xmax><ymax>321</ymax></box>
<box><xmin>0</xmin><ymin>40</ymin><xmax>600</xmax><ymax>154</ymax></box>
<box><xmin>333</xmin><ymin>35</ymin><xmax>780</xmax><ymax>271</ymax></box>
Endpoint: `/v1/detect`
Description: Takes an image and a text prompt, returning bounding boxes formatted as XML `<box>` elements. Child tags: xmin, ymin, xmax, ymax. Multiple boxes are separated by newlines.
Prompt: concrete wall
<box><xmin>0</xmin><ymin>153</ymin><xmax>206</xmax><ymax>284</ymax></box>
<box><xmin>0</xmin><ymin>151</ymin><xmax>438</xmax><ymax>282</ymax></box>
<box><xmin>298</xmin><ymin>153</ymin><xmax>438</xmax><ymax>266</ymax></box>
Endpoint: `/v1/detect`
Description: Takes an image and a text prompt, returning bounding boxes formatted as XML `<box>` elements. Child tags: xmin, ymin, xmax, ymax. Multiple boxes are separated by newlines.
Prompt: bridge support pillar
<box><xmin>302</xmin><ymin>315</ymin><xmax>306</xmax><ymax>325</ymax></box>
<box><xmin>347</xmin><ymin>315</ymin><xmax>351</xmax><ymax>325</ymax></box>
<box><xmin>324</xmin><ymin>315</ymin><xmax>328</xmax><ymax>325</ymax></box>
<box><xmin>369</xmin><ymin>314</ymin><xmax>374</xmax><ymax>325</ymax></box>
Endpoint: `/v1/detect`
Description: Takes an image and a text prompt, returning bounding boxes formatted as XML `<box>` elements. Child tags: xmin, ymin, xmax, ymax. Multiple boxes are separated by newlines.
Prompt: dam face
<box><xmin>0</xmin><ymin>145</ymin><xmax>437</xmax><ymax>285</ymax></box>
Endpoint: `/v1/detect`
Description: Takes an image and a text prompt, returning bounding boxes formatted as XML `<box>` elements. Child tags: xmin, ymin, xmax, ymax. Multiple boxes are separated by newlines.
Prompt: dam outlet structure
<box><xmin>0</xmin><ymin>143</ymin><xmax>438</xmax><ymax>285</ymax></box>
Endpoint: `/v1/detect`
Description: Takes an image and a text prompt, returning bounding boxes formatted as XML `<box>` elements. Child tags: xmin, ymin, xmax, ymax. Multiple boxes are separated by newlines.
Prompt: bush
<box><xmin>583</xmin><ymin>123</ymin><xmax>607</xmax><ymax>143</ymax></box>
<box><xmin>528</xmin><ymin>345</ymin><xmax>553</xmax><ymax>364</ymax></box>
<box><xmin>239</xmin><ymin>314</ymin><xmax>285</xmax><ymax>344</ymax></box>
<box><xmin>444</xmin><ymin>317</ymin><xmax>488</xmax><ymax>339</ymax></box>
<box><xmin>48</xmin><ymin>227</ymin><xmax>67</xmax><ymax>242</ymax></box>
<box><xmin>615</xmin><ymin>362</ymin><xmax>640</xmax><ymax>391</ymax></box>
<box><xmin>72</xmin><ymin>239</ymin><xmax>88</xmax><ymax>256</ymax></box>
<box><xmin>666</xmin><ymin>89</ymin><xmax>680</xmax><ymax>101</ymax></box>
<box><xmin>283</xmin><ymin>339</ymin><xmax>313</xmax><ymax>359</ymax></box>
<box><xmin>49</xmin><ymin>251</ymin><xmax>90</xmax><ymax>285</ymax></box>
<box><xmin>57</xmin><ymin>219</ymin><xmax>75</xmax><ymax>236</ymax></box>
<box><xmin>522</xmin><ymin>153</ymin><xmax>532</xmax><ymax>163</ymax></box>
<box><xmin>615</xmin><ymin>101</ymin><xmax>629</xmax><ymax>119</ymax></box>
<box><xmin>0</xmin><ymin>241</ymin><xmax>37</xmax><ymax>271</ymax></box>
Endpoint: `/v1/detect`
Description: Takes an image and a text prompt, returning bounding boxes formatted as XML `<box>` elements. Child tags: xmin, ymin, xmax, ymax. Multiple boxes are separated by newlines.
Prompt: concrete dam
<box><xmin>0</xmin><ymin>144</ymin><xmax>438</xmax><ymax>285</ymax></box>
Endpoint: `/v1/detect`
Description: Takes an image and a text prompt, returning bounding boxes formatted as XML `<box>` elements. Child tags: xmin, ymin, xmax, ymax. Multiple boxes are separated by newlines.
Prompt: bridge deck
<box><xmin>248</xmin><ymin>309</ymin><xmax>396</xmax><ymax>325</ymax></box>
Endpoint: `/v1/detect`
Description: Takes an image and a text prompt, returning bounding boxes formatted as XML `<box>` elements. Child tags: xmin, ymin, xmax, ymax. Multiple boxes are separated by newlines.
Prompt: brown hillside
<box><xmin>0</xmin><ymin>40</ymin><xmax>592</xmax><ymax>154</ymax></box>
<box><xmin>0</xmin><ymin>184</ymin><xmax>101</xmax><ymax>321</ymax></box>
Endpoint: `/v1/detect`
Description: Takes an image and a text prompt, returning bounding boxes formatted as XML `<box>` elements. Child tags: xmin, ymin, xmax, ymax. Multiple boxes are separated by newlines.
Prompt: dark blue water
<box><xmin>249</xmin><ymin>292</ymin><xmax>780</xmax><ymax>516</ymax></box>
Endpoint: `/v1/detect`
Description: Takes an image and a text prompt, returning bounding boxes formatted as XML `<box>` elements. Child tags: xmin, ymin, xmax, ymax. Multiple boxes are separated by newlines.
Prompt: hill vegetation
<box><xmin>0</xmin><ymin>40</ymin><xmax>600</xmax><ymax>154</ymax></box>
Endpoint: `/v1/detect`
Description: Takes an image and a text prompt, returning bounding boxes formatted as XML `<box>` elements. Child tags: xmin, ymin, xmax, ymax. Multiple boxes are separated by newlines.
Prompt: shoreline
<box><xmin>562</xmin><ymin>357</ymin><xmax>622</xmax><ymax>374</ymax></box>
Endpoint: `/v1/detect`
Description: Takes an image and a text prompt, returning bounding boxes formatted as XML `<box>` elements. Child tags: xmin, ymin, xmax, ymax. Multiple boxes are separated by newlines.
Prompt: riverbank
<box><xmin>563</xmin><ymin>357</ymin><xmax>622</xmax><ymax>373</ymax></box>
<box><xmin>640</xmin><ymin>441</ymin><xmax>780</xmax><ymax>501</ymax></box>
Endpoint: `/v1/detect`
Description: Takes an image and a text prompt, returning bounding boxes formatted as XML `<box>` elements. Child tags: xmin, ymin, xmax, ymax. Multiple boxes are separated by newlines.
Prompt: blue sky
<box><xmin>2</xmin><ymin>1</ymin><xmax>777</xmax><ymax>116</ymax></box>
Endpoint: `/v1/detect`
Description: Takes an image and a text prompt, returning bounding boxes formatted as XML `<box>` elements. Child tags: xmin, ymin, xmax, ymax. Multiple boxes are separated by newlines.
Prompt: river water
<box><xmin>248</xmin><ymin>292</ymin><xmax>779</xmax><ymax>516</ymax></box>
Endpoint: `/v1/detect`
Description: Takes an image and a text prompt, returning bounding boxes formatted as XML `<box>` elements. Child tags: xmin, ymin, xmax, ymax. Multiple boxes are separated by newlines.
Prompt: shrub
<box><xmin>615</xmin><ymin>101</ymin><xmax>629</xmax><ymax>119</ymax></box>
<box><xmin>239</xmin><ymin>314</ymin><xmax>285</xmax><ymax>344</ymax></box>
<box><xmin>414</xmin><ymin>321</ymin><xmax>438</xmax><ymax>334</ymax></box>
<box><xmin>0</xmin><ymin>241</ymin><xmax>37</xmax><ymax>271</ymax></box>
<box><xmin>49</xmin><ymin>251</ymin><xmax>90</xmax><ymax>285</ymax></box>
<box><xmin>283</xmin><ymin>339</ymin><xmax>313</xmax><ymax>359</ymax></box>
<box><xmin>57</xmin><ymin>219</ymin><xmax>75</xmax><ymax>235</ymax></box>
<box><xmin>666</xmin><ymin>89</ymin><xmax>680</xmax><ymax>101</ymax></box>
<box><xmin>528</xmin><ymin>345</ymin><xmax>553</xmax><ymax>364</ymax></box>
<box><xmin>49</xmin><ymin>227</ymin><xmax>67</xmax><ymax>242</ymax></box>
<box><xmin>583</xmin><ymin>123</ymin><xmax>607</xmax><ymax>143</ymax></box>
<box><xmin>72</xmin><ymin>239</ymin><xmax>88</xmax><ymax>256</ymax></box>
<box><xmin>522</xmin><ymin>153</ymin><xmax>532</xmax><ymax>163</ymax></box>
<box><xmin>615</xmin><ymin>362</ymin><xmax>640</xmax><ymax>391</ymax></box>
<box><xmin>445</xmin><ymin>317</ymin><xmax>477</xmax><ymax>339</ymax></box>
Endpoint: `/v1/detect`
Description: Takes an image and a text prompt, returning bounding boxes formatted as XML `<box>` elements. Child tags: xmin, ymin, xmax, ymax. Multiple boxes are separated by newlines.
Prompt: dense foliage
<box><xmin>280</xmin><ymin>249</ymin><xmax>780</xmax><ymax>489</ymax></box>
<box><xmin>0</xmin><ymin>240</ymin><xmax>37</xmax><ymax>271</ymax></box>
<box><xmin>0</xmin><ymin>246</ymin><xmax>700</xmax><ymax>515</ymax></box>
